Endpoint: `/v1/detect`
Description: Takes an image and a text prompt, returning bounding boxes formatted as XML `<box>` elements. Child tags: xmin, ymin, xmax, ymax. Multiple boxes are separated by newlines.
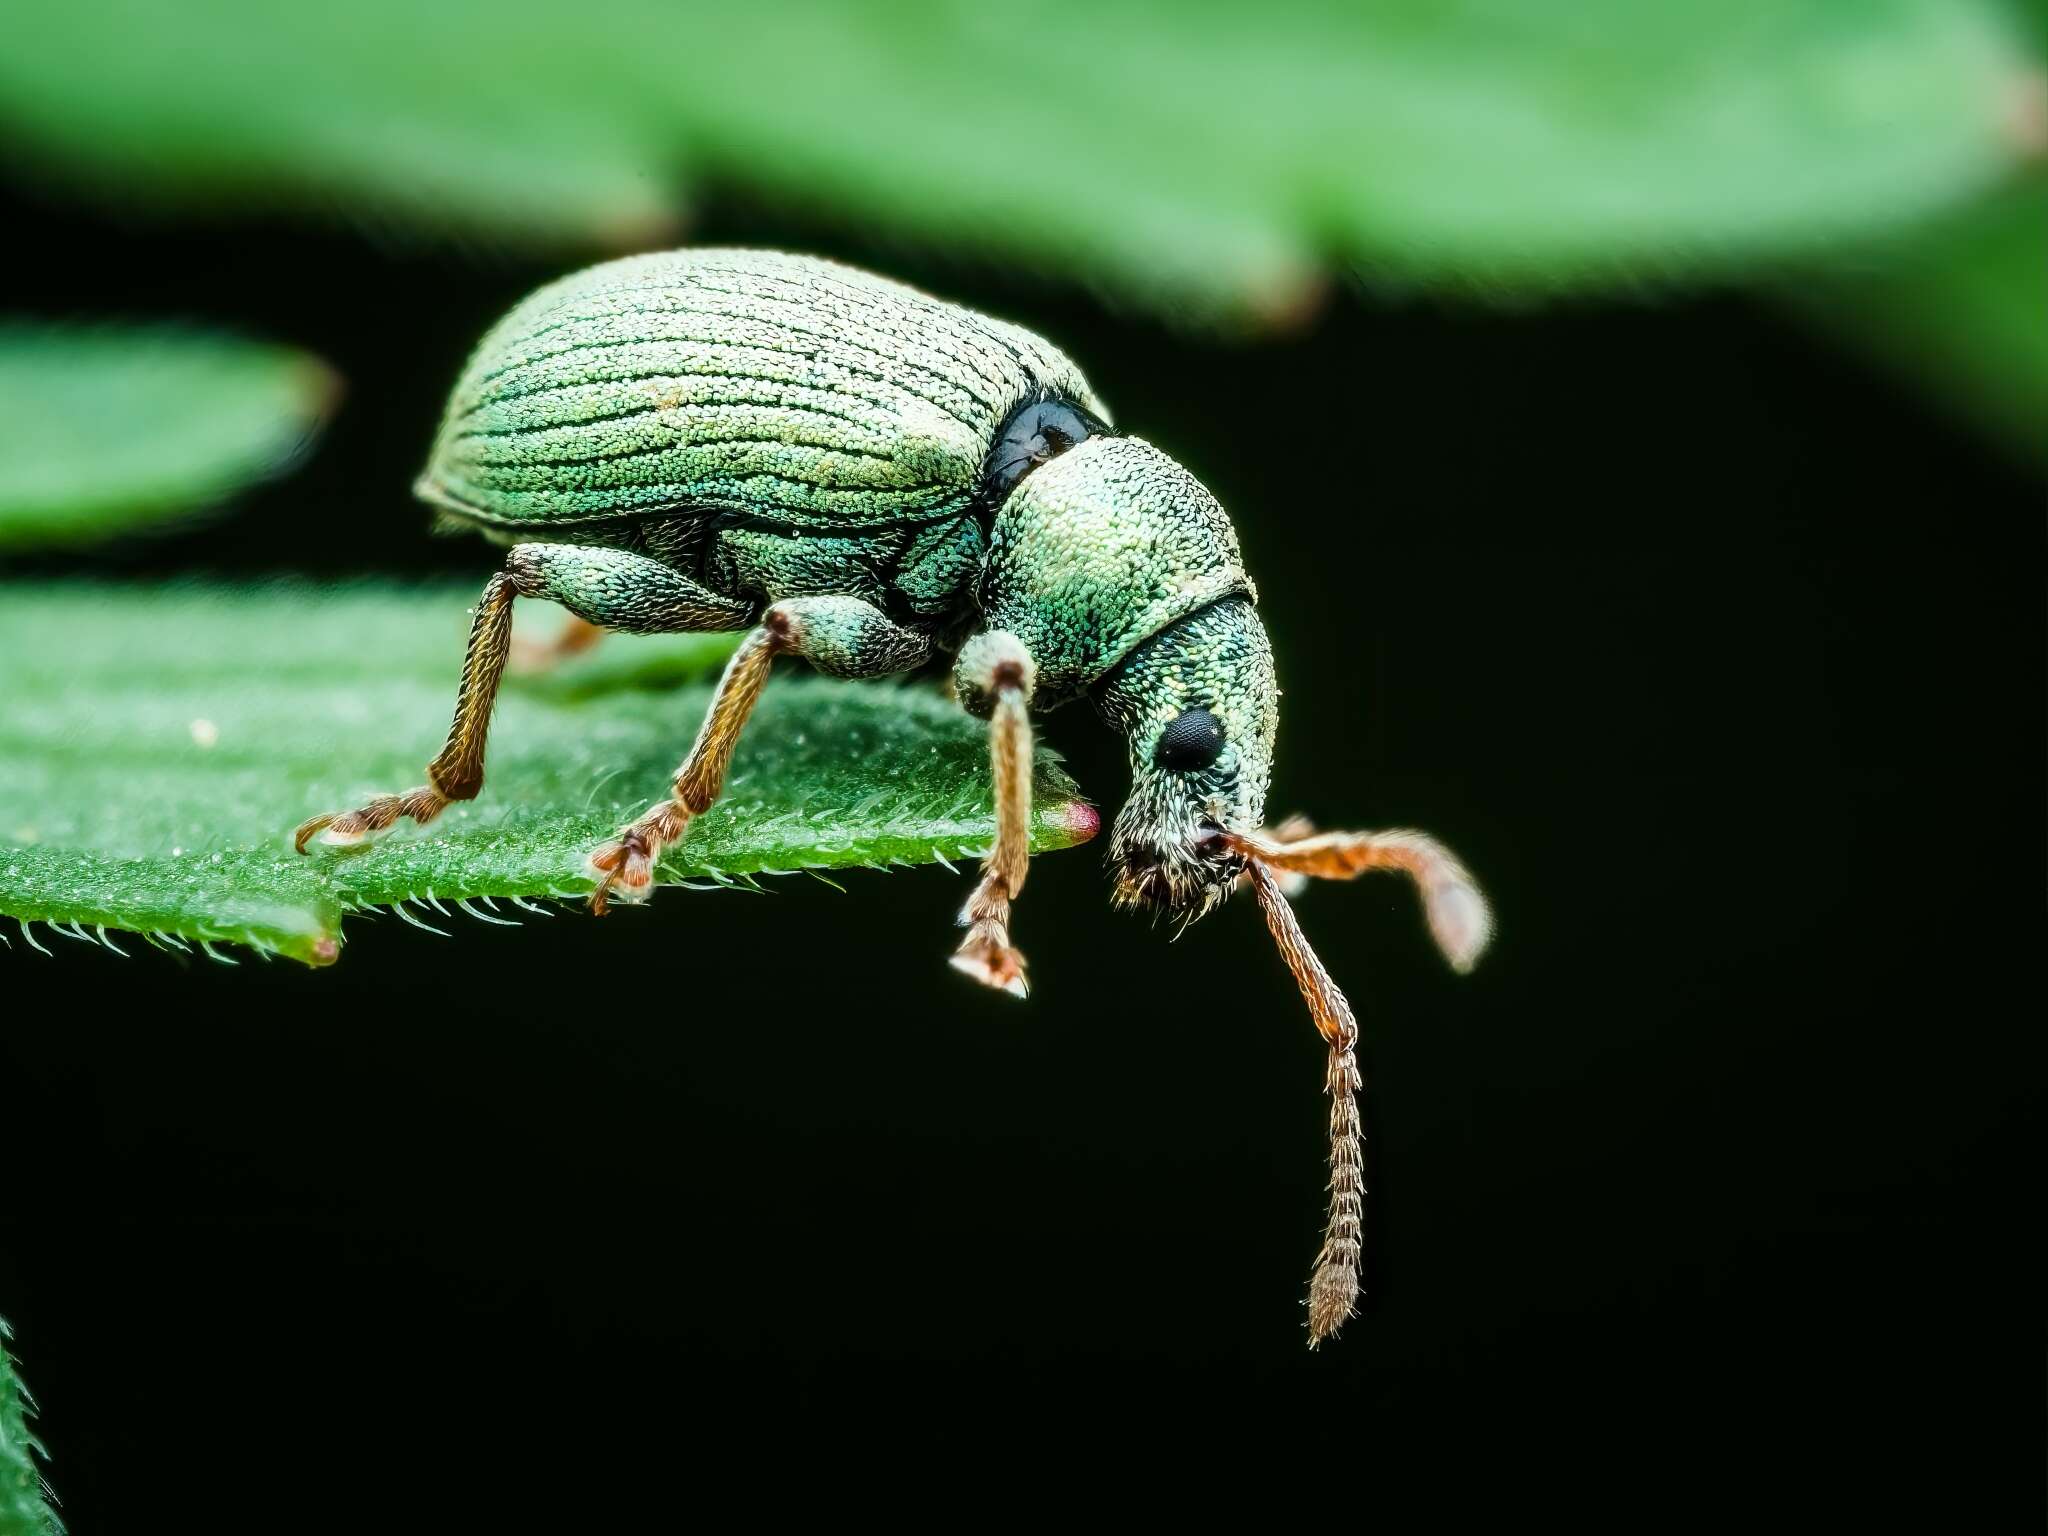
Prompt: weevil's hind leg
<box><xmin>295</xmin><ymin>544</ymin><xmax>752</xmax><ymax>853</ymax></box>
<box><xmin>947</xmin><ymin>631</ymin><xmax>1037</xmax><ymax>998</ymax></box>
<box><xmin>586</xmin><ymin>595</ymin><xmax>932</xmax><ymax>913</ymax></box>
<box><xmin>293</xmin><ymin>570</ymin><xmax>517</xmax><ymax>850</ymax></box>
<box><xmin>509</xmin><ymin>612</ymin><xmax>605</xmax><ymax>675</ymax></box>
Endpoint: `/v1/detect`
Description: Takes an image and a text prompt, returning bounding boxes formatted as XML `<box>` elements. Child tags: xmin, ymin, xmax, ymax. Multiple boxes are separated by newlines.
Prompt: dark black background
<box><xmin>2</xmin><ymin>182</ymin><xmax>2040</xmax><ymax>1525</ymax></box>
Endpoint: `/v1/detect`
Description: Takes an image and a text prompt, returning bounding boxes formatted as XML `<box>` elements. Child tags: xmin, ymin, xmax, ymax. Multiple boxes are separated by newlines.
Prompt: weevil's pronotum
<box><xmin>292</xmin><ymin>250</ymin><xmax>1491</xmax><ymax>1344</ymax></box>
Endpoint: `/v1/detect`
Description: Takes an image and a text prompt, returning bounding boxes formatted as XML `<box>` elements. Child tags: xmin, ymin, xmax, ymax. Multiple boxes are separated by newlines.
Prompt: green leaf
<box><xmin>0</xmin><ymin>325</ymin><xmax>337</xmax><ymax>552</ymax></box>
<box><xmin>0</xmin><ymin>584</ymin><xmax>1099</xmax><ymax>966</ymax></box>
<box><xmin>0</xmin><ymin>1316</ymin><xmax>59</xmax><ymax>1536</ymax></box>
<box><xmin>1788</xmin><ymin>175</ymin><xmax>2048</xmax><ymax>463</ymax></box>
<box><xmin>0</xmin><ymin>0</ymin><xmax>2036</xmax><ymax>315</ymax></box>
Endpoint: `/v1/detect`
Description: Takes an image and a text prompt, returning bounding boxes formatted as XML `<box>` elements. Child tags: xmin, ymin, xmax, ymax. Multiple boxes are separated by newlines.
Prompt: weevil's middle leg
<box><xmin>586</xmin><ymin>595</ymin><xmax>933</xmax><ymax>913</ymax></box>
<box><xmin>585</xmin><ymin>619</ymin><xmax>787</xmax><ymax>913</ymax></box>
<box><xmin>948</xmin><ymin>630</ymin><xmax>1038</xmax><ymax>997</ymax></box>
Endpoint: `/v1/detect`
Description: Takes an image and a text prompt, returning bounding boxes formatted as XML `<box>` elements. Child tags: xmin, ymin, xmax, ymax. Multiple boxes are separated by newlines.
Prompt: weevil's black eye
<box><xmin>984</xmin><ymin>397</ymin><xmax>1101</xmax><ymax>504</ymax></box>
<box><xmin>1154</xmin><ymin>707</ymin><xmax>1225</xmax><ymax>772</ymax></box>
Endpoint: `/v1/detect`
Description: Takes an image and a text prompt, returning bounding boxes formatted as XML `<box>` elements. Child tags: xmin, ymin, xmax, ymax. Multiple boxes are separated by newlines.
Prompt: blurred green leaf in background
<box><xmin>0</xmin><ymin>0</ymin><xmax>2031</xmax><ymax>305</ymax></box>
<box><xmin>1797</xmin><ymin>174</ymin><xmax>2046</xmax><ymax>462</ymax></box>
<box><xmin>0</xmin><ymin>586</ymin><xmax>1098</xmax><ymax>965</ymax></box>
<box><xmin>0</xmin><ymin>326</ymin><xmax>337</xmax><ymax>551</ymax></box>
<box><xmin>0</xmin><ymin>0</ymin><xmax>2039</xmax><ymax>455</ymax></box>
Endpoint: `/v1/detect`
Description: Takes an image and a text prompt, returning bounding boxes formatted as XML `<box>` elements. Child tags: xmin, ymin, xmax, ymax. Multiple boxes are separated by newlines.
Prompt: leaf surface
<box><xmin>0</xmin><ymin>585</ymin><xmax>1098</xmax><ymax>965</ymax></box>
<box><xmin>0</xmin><ymin>1317</ymin><xmax>58</xmax><ymax>1536</ymax></box>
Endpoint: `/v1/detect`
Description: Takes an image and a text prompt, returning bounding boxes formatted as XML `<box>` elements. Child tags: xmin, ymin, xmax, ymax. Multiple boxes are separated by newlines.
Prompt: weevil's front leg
<box><xmin>586</xmin><ymin>595</ymin><xmax>933</xmax><ymax>912</ymax></box>
<box><xmin>294</xmin><ymin>544</ymin><xmax>751</xmax><ymax>852</ymax></box>
<box><xmin>1243</xmin><ymin>862</ymin><xmax>1365</xmax><ymax>1346</ymax></box>
<box><xmin>948</xmin><ymin>631</ymin><xmax>1037</xmax><ymax>998</ymax></box>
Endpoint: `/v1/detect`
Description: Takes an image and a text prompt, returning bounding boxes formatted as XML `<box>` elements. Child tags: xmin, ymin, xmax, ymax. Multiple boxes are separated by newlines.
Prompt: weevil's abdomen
<box><xmin>418</xmin><ymin>250</ymin><xmax>1105</xmax><ymax>533</ymax></box>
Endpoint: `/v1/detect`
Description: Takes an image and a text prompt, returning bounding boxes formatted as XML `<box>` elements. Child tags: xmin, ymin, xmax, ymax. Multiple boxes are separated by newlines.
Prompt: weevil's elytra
<box><xmin>291</xmin><ymin>249</ymin><xmax>1493</xmax><ymax>1345</ymax></box>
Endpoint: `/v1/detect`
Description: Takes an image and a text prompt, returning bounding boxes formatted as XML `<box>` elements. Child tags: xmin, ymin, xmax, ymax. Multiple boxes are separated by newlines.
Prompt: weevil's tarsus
<box><xmin>294</xmin><ymin>784</ymin><xmax>450</xmax><ymax>851</ymax></box>
<box><xmin>588</xmin><ymin>596</ymin><xmax>935</xmax><ymax>913</ymax></box>
<box><xmin>949</xmin><ymin>631</ymin><xmax>1036</xmax><ymax>996</ymax></box>
<box><xmin>1231</xmin><ymin>825</ymin><xmax>1493</xmax><ymax>973</ymax></box>
<box><xmin>1245</xmin><ymin>861</ymin><xmax>1365</xmax><ymax>1347</ymax></box>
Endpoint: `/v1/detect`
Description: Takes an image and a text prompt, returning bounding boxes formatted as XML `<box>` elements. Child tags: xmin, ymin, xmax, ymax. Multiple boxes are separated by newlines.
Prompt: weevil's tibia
<box><xmin>293</xmin><ymin>571</ymin><xmax>517</xmax><ymax>851</ymax></box>
<box><xmin>949</xmin><ymin>631</ymin><xmax>1037</xmax><ymax>997</ymax></box>
<box><xmin>586</xmin><ymin>615</ymin><xmax>790</xmax><ymax>913</ymax></box>
<box><xmin>586</xmin><ymin>595</ymin><xmax>934</xmax><ymax>912</ymax></box>
<box><xmin>1245</xmin><ymin>862</ymin><xmax>1366</xmax><ymax>1346</ymax></box>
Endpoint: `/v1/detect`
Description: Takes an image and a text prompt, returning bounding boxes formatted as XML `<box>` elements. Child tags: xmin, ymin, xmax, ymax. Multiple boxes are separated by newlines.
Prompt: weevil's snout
<box><xmin>1111</xmin><ymin>812</ymin><xmax>1247</xmax><ymax>917</ymax></box>
<box><xmin>1095</xmin><ymin>596</ymin><xmax>1279</xmax><ymax>922</ymax></box>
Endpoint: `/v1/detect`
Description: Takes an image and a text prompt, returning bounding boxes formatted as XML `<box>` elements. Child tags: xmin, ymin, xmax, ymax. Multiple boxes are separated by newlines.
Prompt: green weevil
<box><xmin>292</xmin><ymin>249</ymin><xmax>1491</xmax><ymax>1344</ymax></box>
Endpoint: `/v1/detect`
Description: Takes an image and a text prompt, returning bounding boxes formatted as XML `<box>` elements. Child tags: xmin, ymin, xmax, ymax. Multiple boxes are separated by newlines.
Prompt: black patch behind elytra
<box><xmin>977</xmin><ymin>393</ymin><xmax>1109</xmax><ymax>514</ymax></box>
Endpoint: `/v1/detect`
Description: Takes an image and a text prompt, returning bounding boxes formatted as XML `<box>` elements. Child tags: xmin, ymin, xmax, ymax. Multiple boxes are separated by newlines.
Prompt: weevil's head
<box><xmin>1095</xmin><ymin>595</ymin><xmax>1278</xmax><ymax>921</ymax></box>
<box><xmin>971</xmin><ymin>421</ymin><xmax>1279</xmax><ymax>921</ymax></box>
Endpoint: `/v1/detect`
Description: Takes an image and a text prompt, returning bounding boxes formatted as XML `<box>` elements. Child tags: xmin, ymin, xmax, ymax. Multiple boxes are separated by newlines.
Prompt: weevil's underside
<box><xmin>292</xmin><ymin>250</ymin><xmax>1491</xmax><ymax>1344</ymax></box>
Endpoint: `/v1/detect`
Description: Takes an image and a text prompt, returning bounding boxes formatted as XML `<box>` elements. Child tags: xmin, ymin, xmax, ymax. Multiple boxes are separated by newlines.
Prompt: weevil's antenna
<box><xmin>1233</xmin><ymin>825</ymin><xmax>1492</xmax><ymax>974</ymax></box>
<box><xmin>1243</xmin><ymin>861</ymin><xmax>1364</xmax><ymax>1346</ymax></box>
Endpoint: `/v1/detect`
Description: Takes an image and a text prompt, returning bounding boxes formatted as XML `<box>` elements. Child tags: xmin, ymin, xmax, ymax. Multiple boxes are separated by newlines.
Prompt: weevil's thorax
<box><xmin>974</xmin><ymin>435</ymin><xmax>1255</xmax><ymax>705</ymax></box>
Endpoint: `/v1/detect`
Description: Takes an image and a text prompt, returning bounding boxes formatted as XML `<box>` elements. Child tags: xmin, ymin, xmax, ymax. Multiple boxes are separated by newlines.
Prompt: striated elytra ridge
<box><xmin>419</xmin><ymin>249</ymin><xmax>1111</xmax><ymax>532</ymax></box>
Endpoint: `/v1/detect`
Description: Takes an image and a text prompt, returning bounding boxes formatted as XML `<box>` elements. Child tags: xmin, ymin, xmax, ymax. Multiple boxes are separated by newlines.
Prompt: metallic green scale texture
<box><xmin>421</xmin><ymin>247</ymin><xmax>1104</xmax><ymax>532</ymax></box>
<box><xmin>411</xmin><ymin>247</ymin><xmax>1283</xmax><ymax>909</ymax></box>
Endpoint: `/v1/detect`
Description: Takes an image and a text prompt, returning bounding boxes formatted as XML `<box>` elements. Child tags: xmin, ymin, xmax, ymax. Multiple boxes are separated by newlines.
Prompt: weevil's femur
<box><xmin>1094</xmin><ymin>596</ymin><xmax>1278</xmax><ymax>917</ymax></box>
